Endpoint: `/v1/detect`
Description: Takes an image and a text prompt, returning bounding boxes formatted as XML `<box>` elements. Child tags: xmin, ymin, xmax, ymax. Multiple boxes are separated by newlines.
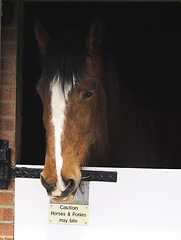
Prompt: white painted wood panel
<box><xmin>15</xmin><ymin>167</ymin><xmax>181</xmax><ymax>240</ymax></box>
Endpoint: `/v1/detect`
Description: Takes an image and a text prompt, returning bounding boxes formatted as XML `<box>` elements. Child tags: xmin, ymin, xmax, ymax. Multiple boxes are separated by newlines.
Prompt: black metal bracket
<box><xmin>0</xmin><ymin>139</ymin><xmax>11</xmax><ymax>189</ymax></box>
<box><xmin>11</xmin><ymin>166</ymin><xmax>117</xmax><ymax>182</ymax></box>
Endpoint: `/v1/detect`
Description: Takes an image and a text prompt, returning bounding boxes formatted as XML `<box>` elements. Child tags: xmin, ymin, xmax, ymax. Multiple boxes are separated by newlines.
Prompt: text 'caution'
<box><xmin>48</xmin><ymin>203</ymin><xmax>89</xmax><ymax>226</ymax></box>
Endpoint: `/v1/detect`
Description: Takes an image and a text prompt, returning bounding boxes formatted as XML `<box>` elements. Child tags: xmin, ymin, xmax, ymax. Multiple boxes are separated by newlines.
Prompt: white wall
<box><xmin>15</xmin><ymin>167</ymin><xmax>181</xmax><ymax>240</ymax></box>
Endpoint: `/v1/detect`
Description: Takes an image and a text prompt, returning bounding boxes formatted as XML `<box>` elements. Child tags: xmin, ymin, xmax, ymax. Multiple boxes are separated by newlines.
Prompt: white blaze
<box><xmin>50</xmin><ymin>78</ymin><xmax>72</xmax><ymax>193</ymax></box>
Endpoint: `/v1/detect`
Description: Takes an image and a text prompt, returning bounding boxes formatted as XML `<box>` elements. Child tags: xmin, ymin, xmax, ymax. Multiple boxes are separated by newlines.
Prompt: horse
<box><xmin>35</xmin><ymin>17</ymin><xmax>181</xmax><ymax>202</ymax></box>
<box><xmin>35</xmin><ymin>18</ymin><xmax>113</xmax><ymax>202</ymax></box>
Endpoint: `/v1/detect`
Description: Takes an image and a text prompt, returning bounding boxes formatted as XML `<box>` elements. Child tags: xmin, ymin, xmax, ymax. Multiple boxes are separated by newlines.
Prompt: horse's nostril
<box><xmin>40</xmin><ymin>175</ymin><xmax>54</xmax><ymax>194</ymax></box>
<box><xmin>65</xmin><ymin>179</ymin><xmax>75</xmax><ymax>191</ymax></box>
<box><xmin>60</xmin><ymin>179</ymin><xmax>76</xmax><ymax>199</ymax></box>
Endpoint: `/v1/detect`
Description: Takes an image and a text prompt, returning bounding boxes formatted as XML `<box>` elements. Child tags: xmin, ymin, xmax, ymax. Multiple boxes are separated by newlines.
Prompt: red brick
<box><xmin>0</xmin><ymin>223</ymin><xmax>14</xmax><ymax>236</ymax></box>
<box><xmin>1</xmin><ymin>73</ymin><xmax>16</xmax><ymax>86</ymax></box>
<box><xmin>0</xmin><ymin>209</ymin><xmax>3</xmax><ymax>221</ymax></box>
<box><xmin>0</xmin><ymin>193</ymin><xmax>14</xmax><ymax>206</ymax></box>
<box><xmin>0</xmin><ymin>102</ymin><xmax>16</xmax><ymax>116</ymax></box>
<box><xmin>7</xmin><ymin>179</ymin><xmax>15</xmax><ymax>192</ymax></box>
<box><xmin>1</xmin><ymin>58</ymin><xmax>16</xmax><ymax>73</ymax></box>
<box><xmin>0</xmin><ymin>132</ymin><xmax>15</xmax><ymax>147</ymax></box>
<box><xmin>0</xmin><ymin>238</ymin><xmax>13</xmax><ymax>240</ymax></box>
<box><xmin>0</xmin><ymin>87</ymin><xmax>16</xmax><ymax>101</ymax></box>
<box><xmin>0</xmin><ymin>118</ymin><xmax>16</xmax><ymax>131</ymax></box>
<box><xmin>0</xmin><ymin>208</ymin><xmax>14</xmax><ymax>221</ymax></box>
<box><xmin>2</xmin><ymin>43</ymin><xmax>16</xmax><ymax>57</ymax></box>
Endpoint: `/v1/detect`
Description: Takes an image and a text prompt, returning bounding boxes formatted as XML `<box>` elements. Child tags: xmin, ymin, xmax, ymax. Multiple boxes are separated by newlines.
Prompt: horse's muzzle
<box><xmin>40</xmin><ymin>175</ymin><xmax>77</xmax><ymax>202</ymax></box>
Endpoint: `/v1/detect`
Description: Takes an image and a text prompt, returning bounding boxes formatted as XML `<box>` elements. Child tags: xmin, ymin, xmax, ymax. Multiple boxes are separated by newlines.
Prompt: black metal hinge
<box><xmin>0</xmin><ymin>139</ymin><xmax>11</xmax><ymax>189</ymax></box>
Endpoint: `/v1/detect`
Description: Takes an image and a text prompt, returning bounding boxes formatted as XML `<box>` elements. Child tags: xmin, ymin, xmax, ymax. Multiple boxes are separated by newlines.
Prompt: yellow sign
<box><xmin>49</xmin><ymin>203</ymin><xmax>89</xmax><ymax>225</ymax></box>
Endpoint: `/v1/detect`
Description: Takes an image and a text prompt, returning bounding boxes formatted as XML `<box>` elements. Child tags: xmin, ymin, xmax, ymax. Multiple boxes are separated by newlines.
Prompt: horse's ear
<box><xmin>34</xmin><ymin>19</ymin><xmax>50</xmax><ymax>55</ymax></box>
<box><xmin>86</xmin><ymin>17</ymin><xmax>105</xmax><ymax>56</ymax></box>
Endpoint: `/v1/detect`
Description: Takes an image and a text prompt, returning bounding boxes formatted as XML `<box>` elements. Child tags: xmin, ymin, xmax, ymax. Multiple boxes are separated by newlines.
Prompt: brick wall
<box><xmin>0</xmin><ymin>0</ymin><xmax>20</xmax><ymax>239</ymax></box>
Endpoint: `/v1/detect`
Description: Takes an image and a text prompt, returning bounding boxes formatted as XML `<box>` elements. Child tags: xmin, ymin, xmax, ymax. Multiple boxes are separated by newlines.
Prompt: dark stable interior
<box><xmin>21</xmin><ymin>2</ymin><xmax>181</xmax><ymax>167</ymax></box>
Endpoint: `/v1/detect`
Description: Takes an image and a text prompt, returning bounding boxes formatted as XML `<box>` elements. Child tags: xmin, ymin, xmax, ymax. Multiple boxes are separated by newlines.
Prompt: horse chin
<box><xmin>50</xmin><ymin>187</ymin><xmax>77</xmax><ymax>203</ymax></box>
<box><xmin>50</xmin><ymin>194</ymin><xmax>75</xmax><ymax>203</ymax></box>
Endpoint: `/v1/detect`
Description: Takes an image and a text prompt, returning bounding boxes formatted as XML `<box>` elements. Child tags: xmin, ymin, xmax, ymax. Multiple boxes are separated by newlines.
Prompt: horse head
<box><xmin>35</xmin><ymin>18</ymin><xmax>108</xmax><ymax>202</ymax></box>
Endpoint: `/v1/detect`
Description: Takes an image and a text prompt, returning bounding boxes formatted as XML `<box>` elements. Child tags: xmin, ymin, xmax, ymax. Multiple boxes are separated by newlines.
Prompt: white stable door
<box><xmin>14</xmin><ymin>167</ymin><xmax>181</xmax><ymax>240</ymax></box>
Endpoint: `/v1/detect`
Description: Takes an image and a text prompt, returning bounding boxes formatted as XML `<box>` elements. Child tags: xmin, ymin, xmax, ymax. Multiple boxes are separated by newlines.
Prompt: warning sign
<box><xmin>48</xmin><ymin>181</ymin><xmax>89</xmax><ymax>226</ymax></box>
<box><xmin>48</xmin><ymin>203</ymin><xmax>89</xmax><ymax>225</ymax></box>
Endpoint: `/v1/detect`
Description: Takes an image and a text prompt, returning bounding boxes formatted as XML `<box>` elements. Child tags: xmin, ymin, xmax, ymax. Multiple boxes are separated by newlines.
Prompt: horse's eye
<box><xmin>83</xmin><ymin>91</ymin><xmax>93</xmax><ymax>100</ymax></box>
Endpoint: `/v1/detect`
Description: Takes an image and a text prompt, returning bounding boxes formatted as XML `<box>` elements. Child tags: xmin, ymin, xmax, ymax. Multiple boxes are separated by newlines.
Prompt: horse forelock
<box><xmin>41</xmin><ymin>31</ymin><xmax>86</xmax><ymax>94</ymax></box>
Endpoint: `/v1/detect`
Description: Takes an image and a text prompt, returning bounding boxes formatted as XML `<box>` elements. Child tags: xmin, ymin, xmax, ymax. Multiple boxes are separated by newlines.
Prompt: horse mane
<box><xmin>86</xmin><ymin>48</ymin><xmax>122</xmax><ymax>167</ymax></box>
